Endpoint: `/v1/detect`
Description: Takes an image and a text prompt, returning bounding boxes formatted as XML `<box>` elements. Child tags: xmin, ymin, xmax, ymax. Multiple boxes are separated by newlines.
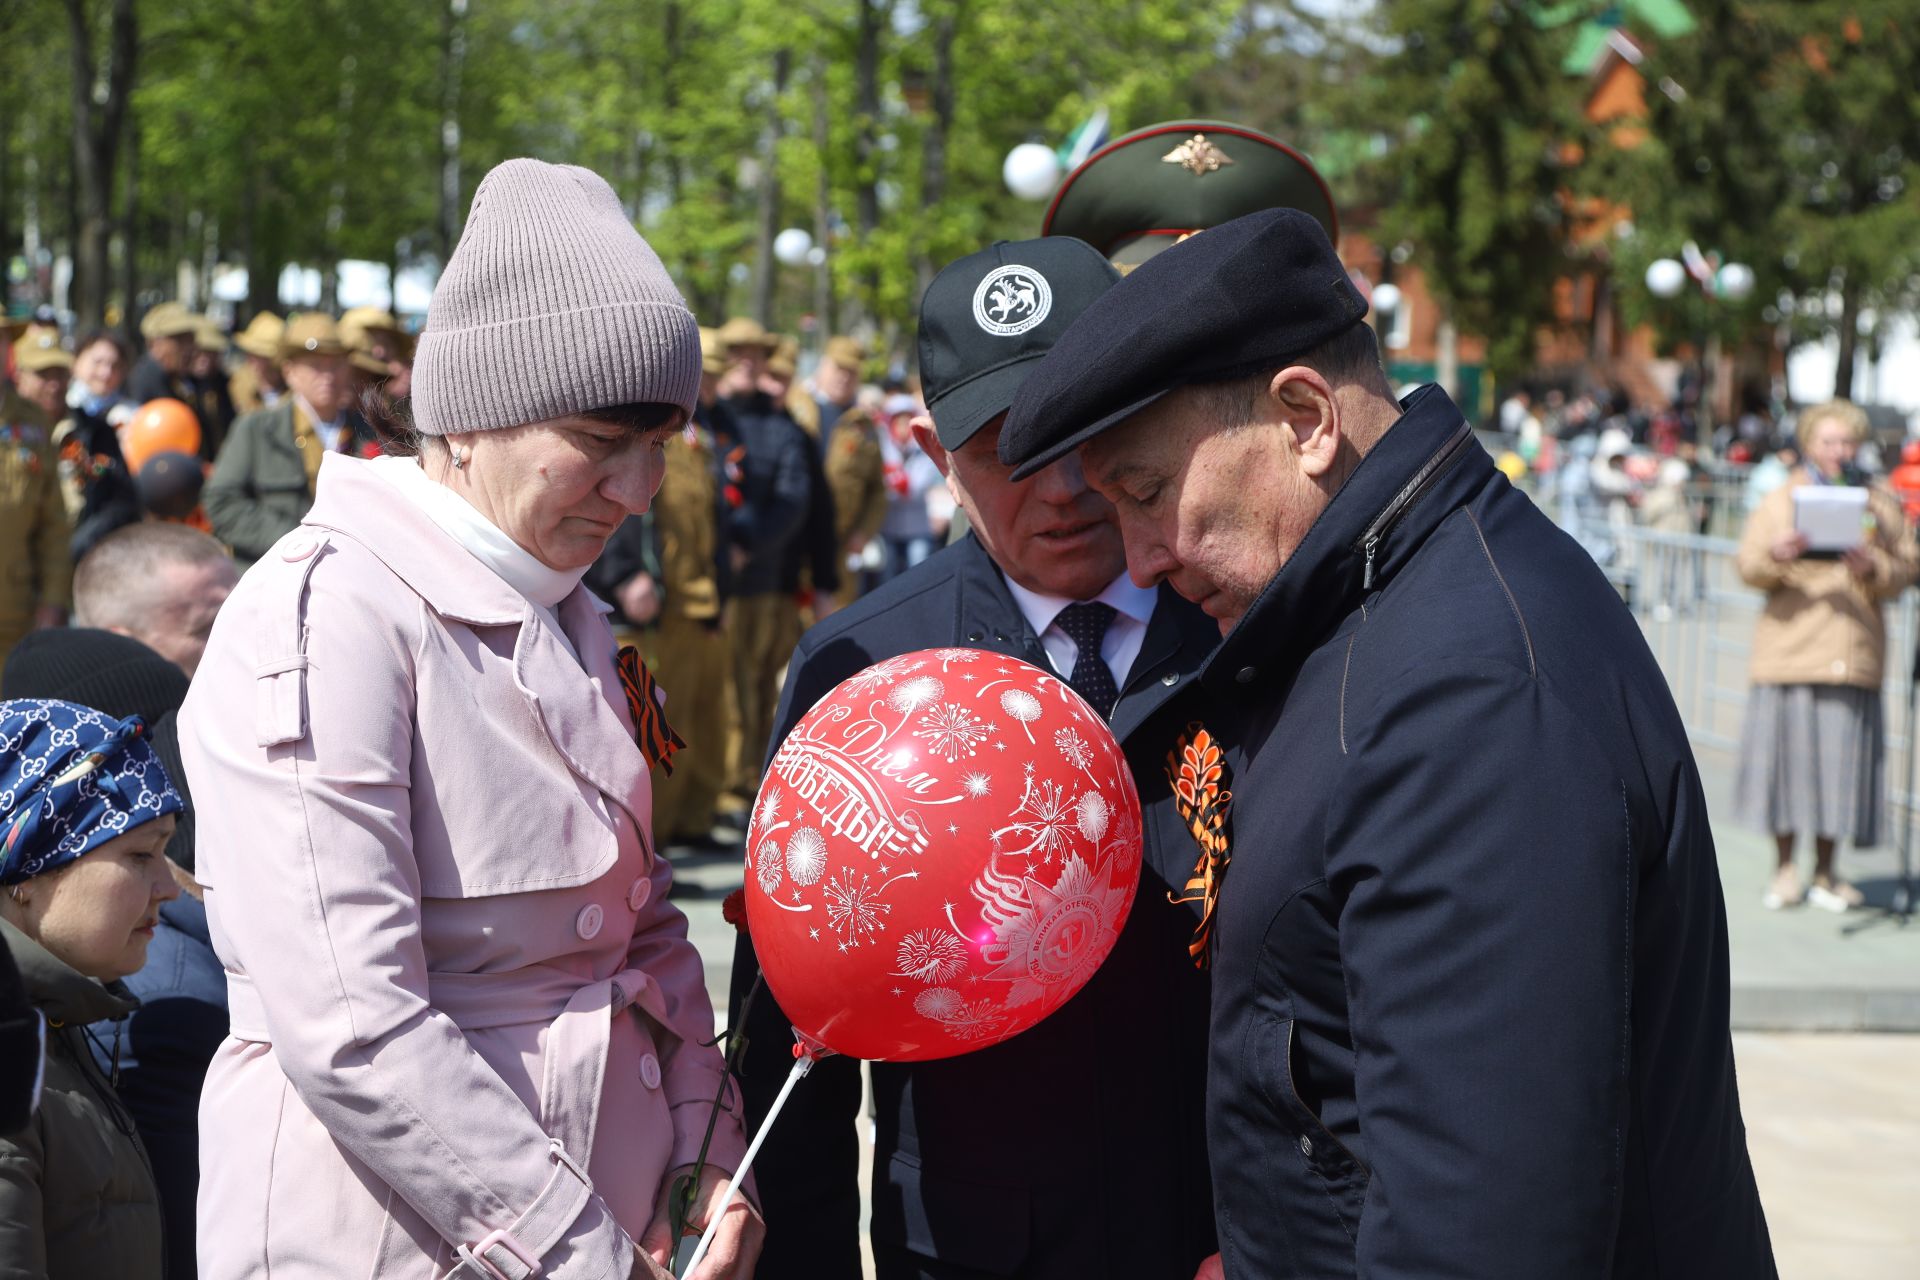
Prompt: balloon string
<box><xmin>680</xmin><ymin>1048</ymin><xmax>818</xmax><ymax>1276</ymax></box>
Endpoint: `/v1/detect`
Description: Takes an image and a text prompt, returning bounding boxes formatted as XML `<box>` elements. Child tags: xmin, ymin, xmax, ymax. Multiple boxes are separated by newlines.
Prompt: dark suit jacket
<box><xmin>729</xmin><ymin>534</ymin><xmax>1219</xmax><ymax>1279</ymax></box>
<box><xmin>1182</xmin><ymin>387</ymin><xmax>1773</xmax><ymax>1277</ymax></box>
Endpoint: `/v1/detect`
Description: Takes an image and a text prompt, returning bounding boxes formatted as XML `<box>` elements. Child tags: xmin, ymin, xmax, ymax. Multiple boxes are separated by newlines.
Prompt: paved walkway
<box><xmin>1737</xmin><ymin>1032</ymin><xmax>1920</xmax><ymax>1280</ymax></box>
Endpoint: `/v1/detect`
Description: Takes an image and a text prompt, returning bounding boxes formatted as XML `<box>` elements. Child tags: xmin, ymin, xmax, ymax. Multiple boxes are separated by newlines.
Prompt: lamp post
<box><xmin>1645</xmin><ymin>242</ymin><xmax>1753</xmax><ymax>444</ymax></box>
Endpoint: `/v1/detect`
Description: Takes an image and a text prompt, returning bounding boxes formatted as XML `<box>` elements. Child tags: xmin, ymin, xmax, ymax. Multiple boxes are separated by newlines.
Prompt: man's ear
<box><xmin>1270</xmin><ymin>367</ymin><xmax>1341</xmax><ymax>480</ymax></box>
<box><xmin>911</xmin><ymin>416</ymin><xmax>952</xmax><ymax>480</ymax></box>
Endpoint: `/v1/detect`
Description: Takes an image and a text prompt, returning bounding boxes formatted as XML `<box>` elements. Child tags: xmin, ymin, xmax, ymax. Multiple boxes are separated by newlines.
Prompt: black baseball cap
<box><xmin>1000</xmin><ymin>207</ymin><xmax>1368</xmax><ymax>478</ymax></box>
<box><xmin>917</xmin><ymin>237</ymin><xmax>1121</xmax><ymax>450</ymax></box>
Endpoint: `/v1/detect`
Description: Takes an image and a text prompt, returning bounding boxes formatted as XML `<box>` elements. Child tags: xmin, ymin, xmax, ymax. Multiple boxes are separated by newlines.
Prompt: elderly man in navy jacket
<box><xmin>728</xmin><ymin>237</ymin><xmax>1219</xmax><ymax>1279</ymax></box>
<box><xmin>998</xmin><ymin>209</ymin><xmax>1776</xmax><ymax>1279</ymax></box>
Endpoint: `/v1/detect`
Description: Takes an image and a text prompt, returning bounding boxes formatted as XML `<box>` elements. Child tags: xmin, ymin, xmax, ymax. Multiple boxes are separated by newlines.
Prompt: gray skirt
<box><xmin>1735</xmin><ymin>683</ymin><xmax>1884</xmax><ymax>846</ymax></box>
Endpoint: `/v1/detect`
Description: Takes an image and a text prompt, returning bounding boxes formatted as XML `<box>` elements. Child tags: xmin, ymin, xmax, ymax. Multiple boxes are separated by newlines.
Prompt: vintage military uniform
<box><xmin>822</xmin><ymin>405</ymin><xmax>887</xmax><ymax>607</ymax></box>
<box><xmin>648</xmin><ymin>418</ymin><xmax>731</xmax><ymax>841</ymax></box>
<box><xmin>0</xmin><ymin>390</ymin><xmax>70</xmax><ymax>681</ymax></box>
<box><xmin>227</xmin><ymin>312</ymin><xmax>285</xmax><ymax>415</ymax></box>
<box><xmin>205</xmin><ymin>315</ymin><xmax>367</xmax><ymax>566</ymax></box>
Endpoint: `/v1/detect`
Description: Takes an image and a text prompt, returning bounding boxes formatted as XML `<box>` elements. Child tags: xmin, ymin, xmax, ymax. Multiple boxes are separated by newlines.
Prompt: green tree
<box><xmin>1360</xmin><ymin>0</ymin><xmax>1578</xmax><ymax>383</ymax></box>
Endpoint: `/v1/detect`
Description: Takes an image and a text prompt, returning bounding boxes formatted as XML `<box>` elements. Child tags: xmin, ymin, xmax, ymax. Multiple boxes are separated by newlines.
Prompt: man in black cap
<box><xmin>728</xmin><ymin>237</ymin><xmax>1218</xmax><ymax>1280</ymax></box>
<box><xmin>999</xmin><ymin>208</ymin><xmax>1776</xmax><ymax>1279</ymax></box>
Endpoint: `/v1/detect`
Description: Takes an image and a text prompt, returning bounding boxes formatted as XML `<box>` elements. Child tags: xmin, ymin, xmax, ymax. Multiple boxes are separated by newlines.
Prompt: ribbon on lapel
<box><xmin>1166</xmin><ymin>722</ymin><xmax>1232</xmax><ymax>970</ymax></box>
<box><xmin>614</xmin><ymin>645</ymin><xmax>687</xmax><ymax>776</ymax></box>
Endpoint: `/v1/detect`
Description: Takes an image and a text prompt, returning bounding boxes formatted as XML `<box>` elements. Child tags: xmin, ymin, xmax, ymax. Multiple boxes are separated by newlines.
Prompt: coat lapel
<box><xmin>514</xmin><ymin>589</ymin><xmax>652</xmax><ymax>840</ymax></box>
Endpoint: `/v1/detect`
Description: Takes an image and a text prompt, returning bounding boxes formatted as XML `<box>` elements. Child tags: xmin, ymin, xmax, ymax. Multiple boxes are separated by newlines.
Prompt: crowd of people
<box><xmin>0</xmin><ymin>116</ymin><xmax>1857</xmax><ymax>1279</ymax></box>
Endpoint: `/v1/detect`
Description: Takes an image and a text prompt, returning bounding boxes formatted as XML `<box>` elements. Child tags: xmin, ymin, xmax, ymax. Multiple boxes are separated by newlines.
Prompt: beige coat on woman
<box><xmin>1736</xmin><ymin>473</ymin><xmax>1919</xmax><ymax>689</ymax></box>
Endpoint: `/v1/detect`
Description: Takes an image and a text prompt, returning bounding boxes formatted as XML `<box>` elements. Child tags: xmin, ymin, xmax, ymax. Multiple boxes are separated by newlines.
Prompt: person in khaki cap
<box><xmin>339</xmin><ymin>305</ymin><xmax>415</xmax><ymax>401</ymax></box>
<box><xmin>769</xmin><ymin>336</ymin><xmax>817</xmax><ymax>435</ymax></box>
<box><xmin>226</xmin><ymin>312</ymin><xmax>286</xmax><ymax>415</ymax></box>
<box><xmin>807</xmin><ymin>338</ymin><xmax>888</xmax><ymax>608</ymax></box>
<box><xmin>127</xmin><ymin>301</ymin><xmax>200</xmax><ymax>409</ymax></box>
<box><xmin>186</xmin><ymin>319</ymin><xmax>236</xmax><ymax>457</ymax></box>
<box><xmin>806</xmin><ymin>335</ymin><xmax>864</xmax><ymax>431</ymax></box>
<box><xmin>0</xmin><ymin>366</ymin><xmax>72</xmax><ymax>681</ymax></box>
<box><xmin>10</xmin><ymin>329</ymin><xmax>72</xmax><ymax>425</ymax></box>
<box><xmin>204</xmin><ymin>312</ymin><xmax>367</xmax><ymax>565</ymax></box>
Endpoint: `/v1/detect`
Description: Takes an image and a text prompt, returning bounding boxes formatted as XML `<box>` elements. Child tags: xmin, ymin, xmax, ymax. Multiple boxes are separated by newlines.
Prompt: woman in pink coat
<box><xmin>181</xmin><ymin>160</ymin><xmax>760</xmax><ymax>1280</ymax></box>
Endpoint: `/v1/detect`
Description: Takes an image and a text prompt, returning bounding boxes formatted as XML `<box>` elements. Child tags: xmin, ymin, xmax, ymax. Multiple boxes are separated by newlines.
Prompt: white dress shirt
<box><xmin>1003</xmin><ymin>572</ymin><xmax>1156</xmax><ymax>691</ymax></box>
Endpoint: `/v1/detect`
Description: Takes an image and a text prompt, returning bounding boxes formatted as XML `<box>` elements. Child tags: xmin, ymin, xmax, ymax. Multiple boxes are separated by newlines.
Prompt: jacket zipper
<box><xmin>1356</xmin><ymin>423</ymin><xmax>1475</xmax><ymax>589</ymax></box>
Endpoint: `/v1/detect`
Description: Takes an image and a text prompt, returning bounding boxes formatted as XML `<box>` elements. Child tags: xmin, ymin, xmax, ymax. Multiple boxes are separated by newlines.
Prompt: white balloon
<box><xmin>1003</xmin><ymin>143</ymin><xmax>1062</xmax><ymax>201</ymax></box>
<box><xmin>773</xmin><ymin>228</ymin><xmax>814</xmax><ymax>267</ymax></box>
<box><xmin>1644</xmin><ymin>258</ymin><xmax>1688</xmax><ymax>299</ymax></box>
<box><xmin>1714</xmin><ymin>262</ymin><xmax>1755</xmax><ymax>302</ymax></box>
<box><xmin>1371</xmin><ymin>283</ymin><xmax>1403</xmax><ymax>315</ymax></box>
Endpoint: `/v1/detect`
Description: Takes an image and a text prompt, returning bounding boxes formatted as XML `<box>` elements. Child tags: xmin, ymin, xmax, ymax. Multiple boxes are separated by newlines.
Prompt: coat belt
<box><xmin>225</xmin><ymin>963</ymin><xmax>671</xmax><ymax>1166</ymax></box>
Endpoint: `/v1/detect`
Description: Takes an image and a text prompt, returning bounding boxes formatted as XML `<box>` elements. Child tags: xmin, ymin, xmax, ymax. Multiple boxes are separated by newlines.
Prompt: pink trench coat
<box><xmin>181</xmin><ymin>455</ymin><xmax>746</xmax><ymax>1279</ymax></box>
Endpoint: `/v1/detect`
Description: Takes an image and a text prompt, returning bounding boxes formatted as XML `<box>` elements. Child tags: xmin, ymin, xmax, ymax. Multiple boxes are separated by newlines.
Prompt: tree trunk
<box><xmin>438</xmin><ymin>0</ymin><xmax>469</xmax><ymax>269</ymax></box>
<box><xmin>913</xmin><ymin>6</ymin><xmax>958</xmax><ymax>313</ymax></box>
<box><xmin>65</xmin><ymin>0</ymin><xmax>137</xmax><ymax>329</ymax></box>
<box><xmin>117</xmin><ymin>97</ymin><xmax>137</xmax><ymax>335</ymax></box>
<box><xmin>1833</xmin><ymin>274</ymin><xmax>1859</xmax><ymax>402</ymax></box>
<box><xmin>811</xmin><ymin>58</ymin><xmax>834</xmax><ymax>337</ymax></box>
<box><xmin>852</xmin><ymin>0</ymin><xmax>887</xmax><ymax>316</ymax></box>
<box><xmin>751</xmin><ymin>48</ymin><xmax>791</xmax><ymax>327</ymax></box>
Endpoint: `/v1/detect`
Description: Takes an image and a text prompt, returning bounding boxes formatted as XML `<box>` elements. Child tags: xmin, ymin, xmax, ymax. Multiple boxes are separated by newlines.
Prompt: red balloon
<box><xmin>744</xmin><ymin>648</ymin><xmax>1142</xmax><ymax>1062</ymax></box>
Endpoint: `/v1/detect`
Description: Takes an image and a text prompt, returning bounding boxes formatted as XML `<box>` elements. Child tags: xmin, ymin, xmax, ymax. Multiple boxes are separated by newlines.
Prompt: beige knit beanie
<box><xmin>411</xmin><ymin>159</ymin><xmax>699</xmax><ymax>434</ymax></box>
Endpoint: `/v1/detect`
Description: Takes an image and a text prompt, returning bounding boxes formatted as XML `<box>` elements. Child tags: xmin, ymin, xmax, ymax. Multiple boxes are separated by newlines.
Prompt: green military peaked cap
<box><xmin>1041</xmin><ymin>120</ymin><xmax>1339</xmax><ymax>267</ymax></box>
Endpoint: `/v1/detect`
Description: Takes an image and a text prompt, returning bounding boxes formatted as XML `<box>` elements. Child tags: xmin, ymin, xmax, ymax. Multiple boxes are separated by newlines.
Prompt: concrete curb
<box><xmin>1732</xmin><ymin>986</ymin><xmax>1920</xmax><ymax>1033</ymax></box>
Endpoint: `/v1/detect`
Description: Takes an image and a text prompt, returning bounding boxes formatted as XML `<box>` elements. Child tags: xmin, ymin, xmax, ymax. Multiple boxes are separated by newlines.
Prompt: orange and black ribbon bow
<box><xmin>615</xmin><ymin>644</ymin><xmax>687</xmax><ymax>776</ymax></box>
<box><xmin>1166</xmin><ymin>722</ymin><xmax>1232</xmax><ymax>970</ymax></box>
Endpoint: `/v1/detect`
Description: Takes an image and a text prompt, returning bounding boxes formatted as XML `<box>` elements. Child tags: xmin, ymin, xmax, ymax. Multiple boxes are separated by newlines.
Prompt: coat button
<box><xmin>575</xmin><ymin>904</ymin><xmax>604</xmax><ymax>940</ymax></box>
<box><xmin>1298</xmin><ymin>1134</ymin><xmax>1314</xmax><ymax>1158</ymax></box>
<box><xmin>1161</xmin><ymin>672</ymin><xmax>1179</xmax><ymax>687</ymax></box>
<box><xmin>1831</xmin><ymin>659</ymin><xmax>1847</xmax><ymax>675</ymax></box>
<box><xmin>640</xmin><ymin>1054</ymin><xmax>662</xmax><ymax>1090</ymax></box>
<box><xmin>281</xmin><ymin>535</ymin><xmax>316</xmax><ymax>562</ymax></box>
<box><xmin>627</xmin><ymin>877</ymin><xmax>651</xmax><ymax>912</ymax></box>
<box><xmin>966</xmin><ymin>630</ymin><xmax>984</xmax><ymax>643</ymax></box>
<box><xmin>1237</xmin><ymin>666</ymin><xmax>1257</xmax><ymax>684</ymax></box>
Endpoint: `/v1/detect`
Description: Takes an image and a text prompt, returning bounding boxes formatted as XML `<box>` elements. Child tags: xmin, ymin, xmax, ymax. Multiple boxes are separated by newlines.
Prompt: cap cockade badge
<box><xmin>972</xmin><ymin>264</ymin><xmax>1053</xmax><ymax>337</ymax></box>
<box><xmin>1162</xmin><ymin>133</ymin><xmax>1235</xmax><ymax>176</ymax></box>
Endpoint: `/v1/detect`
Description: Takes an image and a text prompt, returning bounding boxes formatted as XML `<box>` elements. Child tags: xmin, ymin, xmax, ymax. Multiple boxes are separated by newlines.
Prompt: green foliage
<box><xmin>1592</xmin><ymin>2</ymin><xmax>1920</xmax><ymax>376</ymax></box>
<box><xmin>1359</xmin><ymin>1</ymin><xmax>1579</xmax><ymax>381</ymax></box>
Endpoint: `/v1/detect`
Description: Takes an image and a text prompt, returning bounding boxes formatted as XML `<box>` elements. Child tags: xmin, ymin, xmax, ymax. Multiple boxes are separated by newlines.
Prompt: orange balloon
<box><xmin>123</xmin><ymin>399</ymin><xmax>202</xmax><ymax>472</ymax></box>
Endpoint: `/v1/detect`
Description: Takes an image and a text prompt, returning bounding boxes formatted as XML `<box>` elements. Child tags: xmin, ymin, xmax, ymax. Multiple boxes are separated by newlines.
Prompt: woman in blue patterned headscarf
<box><xmin>0</xmin><ymin>698</ymin><xmax>183</xmax><ymax>1279</ymax></box>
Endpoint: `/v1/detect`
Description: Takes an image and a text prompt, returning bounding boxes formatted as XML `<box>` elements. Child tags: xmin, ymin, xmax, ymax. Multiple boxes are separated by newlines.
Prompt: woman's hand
<box><xmin>640</xmin><ymin>1163</ymin><xmax>765</xmax><ymax>1279</ymax></box>
<box><xmin>1843</xmin><ymin>545</ymin><xmax>1876</xmax><ymax>582</ymax></box>
<box><xmin>631</xmin><ymin>1245</ymin><xmax>674</xmax><ymax>1279</ymax></box>
<box><xmin>1771</xmin><ymin>530</ymin><xmax>1809</xmax><ymax>563</ymax></box>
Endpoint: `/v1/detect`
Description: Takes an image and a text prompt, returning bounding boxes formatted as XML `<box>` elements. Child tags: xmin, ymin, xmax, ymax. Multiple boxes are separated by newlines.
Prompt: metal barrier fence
<box><xmin>1554</xmin><ymin>512</ymin><xmax>1920</xmax><ymax>808</ymax></box>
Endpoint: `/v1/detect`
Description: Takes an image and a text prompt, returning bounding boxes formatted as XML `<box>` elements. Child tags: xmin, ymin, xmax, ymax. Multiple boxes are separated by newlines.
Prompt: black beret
<box><xmin>1000</xmin><ymin>207</ymin><xmax>1368</xmax><ymax>479</ymax></box>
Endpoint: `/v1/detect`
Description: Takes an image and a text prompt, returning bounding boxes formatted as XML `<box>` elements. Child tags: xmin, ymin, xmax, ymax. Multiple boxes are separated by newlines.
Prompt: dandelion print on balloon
<box><xmin>915</xmin><ymin>702</ymin><xmax>992</xmax><ymax>762</ymax></box>
<box><xmin>887</xmin><ymin>676</ymin><xmax>946</xmax><ymax>715</ymax></box>
<box><xmin>999</xmin><ymin>689</ymin><xmax>1043</xmax><ymax>742</ymax></box>
<box><xmin>913</xmin><ymin>987</ymin><xmax>964</xmax><ymax>1020</ymax></box>
<box><xmin>1054</xmin><ymin>726</ymin><xmax>1093</xmax><ymax>773</ymax></box>
<box><xmin>895</xmin><ymin>929</ymin><xmax>969</xmax><ymax>983</ymax></box>
<box><xmin>786</xmin><ymin>827</ymin><xmax>829</xmax><ymax>886</ymax></box>
<box><xmin>1075</xmin><ymin>790</ymin><xmax>1111</xmax><ymax>844</ymax></box>
<box><xmin>755</xmin><ymin>839</ymin><xmax>784</xmax><ymax>895</ymax></box>
<box><xmin>991</xmin><ymin>775</ymin><xmax>1079</xmax><ymax>864</ymax></box>
<box><xmin>824</xmin><ymin>866</ymin><xmax>892</xmax><ymax>946</ymax></box>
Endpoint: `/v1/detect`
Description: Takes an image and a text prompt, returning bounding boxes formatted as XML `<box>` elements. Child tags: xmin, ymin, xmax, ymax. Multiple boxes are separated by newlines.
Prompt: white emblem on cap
<box><xmin>972</xmin><ymin>265</ymin><xmax>1052</xmax><ymax>337</ymax></box>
